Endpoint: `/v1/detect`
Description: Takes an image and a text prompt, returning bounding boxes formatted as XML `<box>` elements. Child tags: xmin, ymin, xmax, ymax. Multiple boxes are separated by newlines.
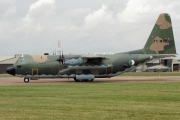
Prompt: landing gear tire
<box><xmin>74</xmin><ymin>78</ymin><xmax>94</xmax><ymax>82</ymax></box>
<box><xmin>24</xmin><ymin>77</ymin><xmax>30</xmax><ymax>83</ymax></box>
<box><xmin>74</xmin><ymin>78</ymin><xmax>79</xmax><ymax>82</ymax></box>
<box><xmin>89</xmin><ymin>79</ymin><xmax>94</xmax><ymax>82</ymax></box>
<box><xmin>74</xmin><ymin>78</ymin><xmax>83</xmax><ymax>82</ymax></box>
<box><xmin>86</xmin><ymin>79</ymin><xmax>94</xmax><ymax>82</ymax></box>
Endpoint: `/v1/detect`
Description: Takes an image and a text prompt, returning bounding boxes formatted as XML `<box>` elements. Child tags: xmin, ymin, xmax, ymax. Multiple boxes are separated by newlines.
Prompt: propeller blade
<box><xmin>57</xmin><ymin>51</ymin><xmax>64</xmax><ymax>65</ymax></box>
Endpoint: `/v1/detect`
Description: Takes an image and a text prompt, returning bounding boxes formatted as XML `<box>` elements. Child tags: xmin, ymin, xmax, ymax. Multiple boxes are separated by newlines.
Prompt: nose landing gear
<box><xmin>24</xmin><ymin>77</ymin><xmax>30</xmax><ymax>83</ymax></box>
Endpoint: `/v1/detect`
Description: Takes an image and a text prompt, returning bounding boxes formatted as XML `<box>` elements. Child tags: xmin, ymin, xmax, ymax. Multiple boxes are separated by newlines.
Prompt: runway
<box><xmin>0</xmin><ymin>76</ymin><xmax>180</xmax><ymax>86</ymax></box>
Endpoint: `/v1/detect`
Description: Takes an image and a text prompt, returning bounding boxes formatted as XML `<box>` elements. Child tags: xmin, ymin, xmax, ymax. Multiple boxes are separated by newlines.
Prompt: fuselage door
<box><xmin>32</xmin><ymin>68</ymin><xmax>38</xmax><ymax>76</ymax></box>
<box><xmin>106</xmin><ymin>66</ymin><xmax>113</xmax><ymax>75</ymax></box>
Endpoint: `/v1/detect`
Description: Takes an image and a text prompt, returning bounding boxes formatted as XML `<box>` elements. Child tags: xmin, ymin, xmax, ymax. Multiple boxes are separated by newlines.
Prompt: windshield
<box><xmin>15</xmin><ymin>57</ymin><xmax>25</xmax><ymax>65</ymax></box>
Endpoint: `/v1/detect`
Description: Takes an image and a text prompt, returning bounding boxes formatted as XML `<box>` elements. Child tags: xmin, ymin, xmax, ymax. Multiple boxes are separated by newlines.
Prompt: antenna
<box><xmin>57</xmin><ymin>40</ymin><xmax>61</xmax><ymax>55</ymax></box>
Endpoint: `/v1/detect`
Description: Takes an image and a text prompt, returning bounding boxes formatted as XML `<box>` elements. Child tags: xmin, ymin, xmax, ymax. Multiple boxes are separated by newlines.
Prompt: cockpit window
<box><xmin>16</xmin><ymin>57</ymin><xmax>25</xmax><ymax>64</ymax></box>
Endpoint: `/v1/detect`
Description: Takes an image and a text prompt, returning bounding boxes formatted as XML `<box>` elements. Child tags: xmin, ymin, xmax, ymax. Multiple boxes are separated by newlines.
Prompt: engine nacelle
<box><xmin>65</xmin><ymin>58</ymin><xmax>87</xmax><ymax>65</ymax></box>
<box><xmin>76</xmin><ymin>75</ymin><xmax>94</xmax><ymax>81</ymax></box>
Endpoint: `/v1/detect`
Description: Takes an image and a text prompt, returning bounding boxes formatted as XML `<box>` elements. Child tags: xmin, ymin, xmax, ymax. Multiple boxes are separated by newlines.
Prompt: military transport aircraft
<box><xmin>6</xmin><ymin>13</ymin><xmax>176</xmax><ymax>83</ymax></box>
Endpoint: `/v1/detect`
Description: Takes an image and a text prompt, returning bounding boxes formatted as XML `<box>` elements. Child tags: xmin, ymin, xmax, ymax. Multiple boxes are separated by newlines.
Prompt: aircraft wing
<box><xmin>81</xmin><ymin>55</ymin><xmax>106</xmax><ymax>59</ymax></box>
<box><xmin>81</xmin><ymin>55</ymin><xmax>107</xmax><ymax>65</ymax></box>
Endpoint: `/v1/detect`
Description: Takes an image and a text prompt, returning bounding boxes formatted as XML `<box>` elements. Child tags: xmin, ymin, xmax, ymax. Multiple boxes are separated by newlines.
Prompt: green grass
<box><xmin>121</xmin><ymin>72</ymin><xmax>180</xmax><ymax>76</ymax></box>
<box><xmin>0</xmin><ymin>83</ymin><xmax>180</xmax><ymax>120</ymax></box>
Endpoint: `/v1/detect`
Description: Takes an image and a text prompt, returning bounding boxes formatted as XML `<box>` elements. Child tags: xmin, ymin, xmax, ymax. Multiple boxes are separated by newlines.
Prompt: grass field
<box><xmin>0</xmin><ymin>82</ymin><xmax>180</xmax><ymax>120</ymax></box>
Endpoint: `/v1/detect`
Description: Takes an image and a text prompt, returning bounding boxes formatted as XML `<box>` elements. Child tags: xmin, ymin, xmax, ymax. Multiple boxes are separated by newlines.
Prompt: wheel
<box><xmin>24</xmin><ymin>77</ymin><xmax>30</xmax><ymax>83</ymax></box>
<box><xmin>89</xmin><ymin>79</ymin><xmax>94</xmax><ymax>82</ymax></box>
<box><xmin>74</xmin><ymin>78</ymin><xmax>79</xmax><ymax>82</ymax></box>
<box><xmin>84</xmin><ymin>79</ymin><xmax>94</xmax><ymax>82</ymax></box>
<box><xmin>86</xmin><ymin>79</ymin><xmax>94</xmax><ymax>82</ymax></box>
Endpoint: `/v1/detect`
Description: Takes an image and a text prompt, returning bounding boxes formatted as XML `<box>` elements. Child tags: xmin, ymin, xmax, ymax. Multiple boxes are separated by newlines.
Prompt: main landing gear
<box><xmin>24</xmin><ymin>77</ymin><xmax>30</xmax><ymax>83</ymax></box>
<box><xmin>23</xmin><ymin>77</ymin><xmax>93</xmax><ymax>83</ymax></box>
<box><xmin>74</xmin><ymin>78</ymin><xmax>94</xmax><ymax>82</ymax></box>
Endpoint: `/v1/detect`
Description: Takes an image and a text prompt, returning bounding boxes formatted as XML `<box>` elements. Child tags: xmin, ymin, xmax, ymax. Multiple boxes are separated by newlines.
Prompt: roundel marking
<box><xmin>129</xmin><ymin>60</ymin><xmax>135</xmax><ymax>66</ymax></box>
<box><xmin>149</xmin><ymin>56</ymin><xmax>154</xmax><ymax>60</ymax></box>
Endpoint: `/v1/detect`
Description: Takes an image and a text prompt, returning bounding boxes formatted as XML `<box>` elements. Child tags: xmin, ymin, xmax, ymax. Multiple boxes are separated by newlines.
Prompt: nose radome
<box><xmin>6</xmin><ymin>66</ymin><xmax>15</xmax><ymax>76</ymax></box>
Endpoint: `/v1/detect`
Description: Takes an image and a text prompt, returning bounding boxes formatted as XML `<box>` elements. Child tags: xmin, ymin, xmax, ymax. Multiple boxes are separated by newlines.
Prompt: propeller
<box><xmin>57</xmin><ymin>51</ymin><xmax>65</xmax><ymax>64</ymax></box>
<box><xmin>57</xmin><ymin>51</ymin><xmax>65</xmax><ymax>74</ymax></box>
<box><xmin>57</xmin><ymin>51</ymin><xmax>69</xmax><ymax>79</ymax></box>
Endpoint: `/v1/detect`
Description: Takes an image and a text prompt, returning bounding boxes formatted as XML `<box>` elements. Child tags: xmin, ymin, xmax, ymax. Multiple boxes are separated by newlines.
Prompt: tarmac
<box><xmin>0</xmin><ymin>76</ymin><xmax>180</xmax><ymax>86</ymax></box>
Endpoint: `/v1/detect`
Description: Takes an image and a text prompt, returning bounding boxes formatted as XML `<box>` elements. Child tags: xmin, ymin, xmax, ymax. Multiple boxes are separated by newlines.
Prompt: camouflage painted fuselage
<box><xmin>14</xmin><ymin>53</ymin><xmax>150</xmax><ymax>77</ymax></box>
<box><xmin>13</xmin><ymin>53</ymin><xmax>171</xmax><ymax>79</ymax></box>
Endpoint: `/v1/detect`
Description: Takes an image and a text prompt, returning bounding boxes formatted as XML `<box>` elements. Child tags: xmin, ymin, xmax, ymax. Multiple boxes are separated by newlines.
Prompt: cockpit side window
<box><xmin>16</xmin><ymin>57</ymin><xmax>25</xmax><ymax>64</ymax></box>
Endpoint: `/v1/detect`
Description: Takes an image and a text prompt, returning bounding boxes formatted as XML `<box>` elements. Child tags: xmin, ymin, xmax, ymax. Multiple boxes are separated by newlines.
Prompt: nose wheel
<box><xmin>24</xmin><ymin>77</ymin><xmax>30</xmax><ymax>83</ymax></box>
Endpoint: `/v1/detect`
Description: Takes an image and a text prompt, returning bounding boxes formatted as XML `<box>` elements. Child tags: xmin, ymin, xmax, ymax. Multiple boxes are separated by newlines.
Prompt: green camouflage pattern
<box><xmin>143</xmin><ymin>13</ymin><xmax>176</xmax><ymax>54</ymax></box>
<box><xmin>7</xmin><ymin>13</ymin><xmax>177</xmax><ymax>82</ymax></box>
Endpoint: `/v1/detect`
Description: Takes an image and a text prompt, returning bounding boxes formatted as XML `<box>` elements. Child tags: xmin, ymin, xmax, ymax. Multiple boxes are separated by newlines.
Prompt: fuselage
<box><xmin>7</xmin><ymin>52</ymin><xmax>153</xmax><ymax>79</ymax></box>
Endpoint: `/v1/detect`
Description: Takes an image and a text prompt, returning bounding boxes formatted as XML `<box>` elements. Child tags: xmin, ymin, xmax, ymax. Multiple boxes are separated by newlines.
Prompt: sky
<box><xmin>0</xmin><ymin>0</ymin><xmax>180</xmax><ymax>58</ymax></box>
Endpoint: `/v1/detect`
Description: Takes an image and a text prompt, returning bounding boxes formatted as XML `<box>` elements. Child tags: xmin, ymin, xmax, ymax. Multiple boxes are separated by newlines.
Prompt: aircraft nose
<box><xmin>6</xmin><ymin>66</ymin><xmax>15</xmax><ymax>76</ymax></box>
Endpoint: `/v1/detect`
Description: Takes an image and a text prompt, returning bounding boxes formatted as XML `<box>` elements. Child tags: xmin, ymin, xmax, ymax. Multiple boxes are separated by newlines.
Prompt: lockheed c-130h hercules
<box><xmin>6</xmin><ymin>13</ymin><xmax>177</xmax><ymax>83</ymax></box>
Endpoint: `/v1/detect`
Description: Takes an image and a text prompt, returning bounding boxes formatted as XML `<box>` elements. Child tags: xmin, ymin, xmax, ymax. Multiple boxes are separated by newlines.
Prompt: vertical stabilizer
<box><xmin>143</xmin><ymin>13</ymin><xmax>176</xmax><ymax>54</ymax></box>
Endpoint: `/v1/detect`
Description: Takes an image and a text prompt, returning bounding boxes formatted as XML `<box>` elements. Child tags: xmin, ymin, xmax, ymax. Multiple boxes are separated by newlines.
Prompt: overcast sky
<box><xmin>1</xmin><ymin>0</ymin><xmax>180</xmax><ymax>58</ymax></box>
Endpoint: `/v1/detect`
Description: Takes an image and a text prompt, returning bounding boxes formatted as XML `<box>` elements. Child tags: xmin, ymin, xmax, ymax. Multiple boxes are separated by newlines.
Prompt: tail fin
<box><xmin>143</xmin><ymin>13</ymin><xmax>176</xmax><ymax>54</ymax></box>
